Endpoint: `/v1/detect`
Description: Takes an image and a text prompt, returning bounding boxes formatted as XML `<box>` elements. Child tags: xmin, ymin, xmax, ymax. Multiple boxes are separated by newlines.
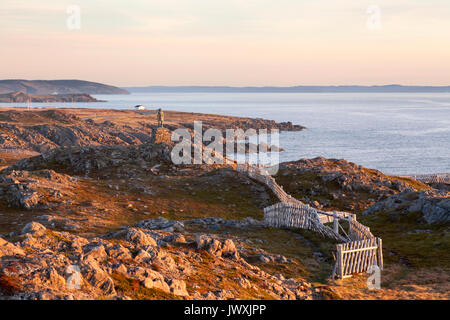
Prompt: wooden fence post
<box><xmin>377</xmin><ymin>238</ymin><xmax>383</xmax><ymax>270</ymax></box>
<box><xmin>333</xmin><ymin>212</ymin><xmax>339</xmax><ymax>234</ymax></box>
<box><xmin>348</xmin><ymin>215</ymin><xmax>353</xmax><ymax>239</ymax></box>
<box><xmin>337</xmin><ymin>244</ymin><xmax>343</xmax><ymax>279</ymax></box>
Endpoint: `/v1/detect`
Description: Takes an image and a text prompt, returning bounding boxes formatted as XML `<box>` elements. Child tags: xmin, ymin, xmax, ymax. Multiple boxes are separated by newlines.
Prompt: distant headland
<box><xmin>0</xmin><ymin>91</ymin><xmax>103</xmax><ymax>103</ymax></box>
<box><xmin>3</xmin><ymin>81</ymin><xmax>450</xmax><ymax>95</ymax></box>
<box><xmin>0</xmin><ymin>79</ymin><xmax>129</xmax><ymax>95</ymax></box>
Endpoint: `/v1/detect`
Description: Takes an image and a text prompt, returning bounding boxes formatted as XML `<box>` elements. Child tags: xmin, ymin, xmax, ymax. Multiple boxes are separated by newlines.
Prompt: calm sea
<box><xmin>2</xmin><ymin>92</ymin><xmax>450</xmax><ymax>175</ymax></box>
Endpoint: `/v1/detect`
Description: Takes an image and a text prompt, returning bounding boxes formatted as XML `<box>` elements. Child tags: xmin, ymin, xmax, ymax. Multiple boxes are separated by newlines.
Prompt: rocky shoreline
<box><xmin>0</xmin><ymin>108</ymin><xmax>304</xmax><ymax>154</ymax></box>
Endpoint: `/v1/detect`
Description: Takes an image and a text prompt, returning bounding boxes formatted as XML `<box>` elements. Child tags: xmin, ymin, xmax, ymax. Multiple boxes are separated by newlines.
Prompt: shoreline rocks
<box><xmin>0</xmin><ymin>108</ymin><xmax>304</xmax><ymax>154</ymax></box>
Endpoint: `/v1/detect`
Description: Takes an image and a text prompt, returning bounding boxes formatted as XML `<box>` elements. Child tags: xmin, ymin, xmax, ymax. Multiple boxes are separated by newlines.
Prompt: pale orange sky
<box><xmin>1</xmin><ymin>0</ymin><xmax>449</xmax><ymax>86</ymax></box>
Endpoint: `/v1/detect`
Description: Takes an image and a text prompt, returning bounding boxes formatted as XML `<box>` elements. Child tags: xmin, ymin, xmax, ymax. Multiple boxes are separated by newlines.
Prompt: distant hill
<box><xmin>0</xmin><ymin>80</ymin><xmax>129</xmax><ymax>95</ymax></box>
<box><xmin>124</xmin><ymin>85</ymin><xmax>450</xmax><ymax>93</ymax></box>
<box><xmin>0</xmin><ymin>91</ymin><xmax>103</xmax><ymax>103</ymax></box>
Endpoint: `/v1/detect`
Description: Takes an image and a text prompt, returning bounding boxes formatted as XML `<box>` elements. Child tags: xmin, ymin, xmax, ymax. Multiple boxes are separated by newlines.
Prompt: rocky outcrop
<box><xmin>274</xmin><ymin>157</ymin><xmax>430</xmax><ymax>212</ymax></box>
<box><xmin>136</xmin><ymin>216</ymin><xmax>265</xmax><ymax>232</ymax></box>
<box><xmin>136</xmin><ymin>217</ymin><xmax>185</xmax><ymax>232</ymax></box>
<box><xmin>0</xmin><ymin>170</ymin><xmax>77</xmax><ymax>209</ymax></box>
<box><xmin>21</xmin><ymin>222</ymin><xmax>47</xmax><ymax>236</ymax></box>
<box><xmin>228</xmin><ymin>119</ymin><xmax>305</xmax><ymax>132</ymax></box>
<box><xmin>283</xmin><ymin>157</ymin><xmax>420</xmax><ymax>193</ymax></box>
<box><xmin>0</xmin><ymin>108</ymin><xmax>303</xmax><ymax>155</ymax></box>
<box><xmin>126</xmin><ymin>228</ymin><xmax>158</xmax><ymax>247</ymax></box>
<box><xmin>196</xmin><ymin>234</ymin><xmax>240</xmax><ymax>260</ymax></box>
<box><xmin>5</xmin><ymin>143</ymin><xmax>173</xmax><ymax>175</ymax></box>
<box><xmin>364</xmin><ymin>190</ymin><xmax>450</xmax><ymax>224</ymax></box>
<box><xmin>0</xmin><ymin>121</ymin><xmax>155</xmax><ymax>154</ymax></box>
<box><xmin>0</xmin><ymin>237</ymin><xmax>25</xmax><ymax>258</ymax></box>
<box><xmin>0</xmin><ymin>220</ymin><xmax>315</xmax><ymax>300</ymax></box>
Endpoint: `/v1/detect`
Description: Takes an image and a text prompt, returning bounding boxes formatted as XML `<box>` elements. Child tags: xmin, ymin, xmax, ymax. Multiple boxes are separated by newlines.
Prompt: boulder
<box><xmin>136</xmin><ymin>217</ymin><xmax>185</xmax><ymax>232</ymax></box>
<box><xmin>81</xmin><ymin>259</ymin><xmax>116</xmax><ymax>295</ymax></box>
<box><xmin>44</xmin><ymin>267</ymin><xmax>67</xmax><ymax>289</ymax></box>
<box><xmin>221</xmin><ymin>239</ymin><xmax>239</xmax><ymax>260</ymax></box>
<box><xmin>163</xmin><ymin>233</ymin><xmax>186</xmax><ymax>245</ymax></box>
<box><xmin>126</xmin><ymin>228</ymin><xmax>157</xmax><ymax>247</ymax></box>
<box><xmin>141</xmin><ymin>270</ymin><xmax>170</xmax><ymax>293</ymax></box>
<box><xmin>133</xmin><ymin>249</ymin><xmax>152</xmax><ymax>263</ymax></box>
<box><xmin>364</xmin><ymin>190</ymin><xmax>450</xmax><ymax>224</ymax></box>
<box><xmin>16</xmin><ymin>190</ymin><xmax>40</xmax><ymax>210</ymax></box>
<box><xmin>106</xmin><ymin>244</ymin><xmax>132</xmax><ymax>261</ymax></box>
<box><xmin>167</xmin><ymin>279</ymin><xmax>189</xmax><ymax>297</ymax></box>
<box><xmin>82</xmin><ymin>243</ymin><xmax>108</xmax><ymax>262</ymax></box>
<box><xmin>21</xmin><ymin>222</ymin><xmax>47</xmax><ymax>237</ymax></box>
<box><xmin>0</xmin><ymin>237</ymin><xmax>25</xmax><ymax>257</ymax></box>
<box><xmin>196</xmin><ymin>234</ymin><xmax>239</xmax><ymax>260</ymax></box>
<box><xmin>111</xmin><ymin>264</ymin><xmax>128</xmax><ymax>275</ymax></box>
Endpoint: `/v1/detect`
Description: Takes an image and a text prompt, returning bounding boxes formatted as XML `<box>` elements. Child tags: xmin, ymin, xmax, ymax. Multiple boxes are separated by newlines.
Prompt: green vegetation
<box><xmin>111</xmin><ymin>272</ymin><xmax>182</xmax><ymax>300</ymax></box>
<box><xmin>184</xmin><ymin>251</ymin><xmax>276</xmax><ymax>300</ymax></box>
<box><xmin>386</xmin><ymin>175</ymin><xmax>432</xmax><ymax>191</ymax></box>
<box><xmin>360</xmin><ymin>211</ymin><xmax>450</xmax><ymax>268</ymax></box>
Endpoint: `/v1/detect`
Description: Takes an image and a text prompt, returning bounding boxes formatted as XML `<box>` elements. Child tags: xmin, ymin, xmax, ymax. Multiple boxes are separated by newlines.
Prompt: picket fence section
<box><xmin>348</xmin><ymin>216</ymin><xmax>375</xmax><ymax>241</ymax></box>
<box><xmin>263</xmin><ymin>202</ymin><xmax>347</xmax><ymax>242</ymax></box>
<box><xmin>335</xmin><ymin>238</ymin><xmax>383</xmax><ymax>279</ymax></box>
<box><xmin>400</xmin><ymin>173</ymin><xmax>450</xmax><ymax>184</ymax></box>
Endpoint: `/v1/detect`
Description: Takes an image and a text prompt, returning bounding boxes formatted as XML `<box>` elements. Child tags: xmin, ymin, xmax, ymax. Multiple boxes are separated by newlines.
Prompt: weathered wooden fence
<box><xmin>238</xmin><ymin>164</ymin><xmax>298</xmax><ymax>204</ymax></box>
<box><xmin>348</xmin><ymin>216</ymin><xmax>375</xmax><ymax>241</ymax></box>
<box><xmin>237</xmin><ymin>163</ymin><xmax>383</xmax><ymax>279</ymax></box>
<box><xmin>264</xmin><ymin>202</ymin><xmax>347</xmax><ymax>242</ymax></box>
<box><xmin>334</xmin><ymin>238</ymin><xmax>383</xmax><ymax>279</ymax></box>
<box><xmin>399</xmin><ymin>173</ymin><xmax>450</xmax><ymax>184</ymax></box>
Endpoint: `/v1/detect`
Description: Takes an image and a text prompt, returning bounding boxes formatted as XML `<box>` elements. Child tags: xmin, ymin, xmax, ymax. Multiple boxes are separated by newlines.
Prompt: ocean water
<box><xmin>2</xmin><ymin>92</ymin><xmax>450</xmax><ymax>175</ymax></box>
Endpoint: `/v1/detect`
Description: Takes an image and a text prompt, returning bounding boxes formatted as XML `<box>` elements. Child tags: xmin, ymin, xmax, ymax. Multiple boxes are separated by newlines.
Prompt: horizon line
<box><xmin>2</xmin><ymin>80</ymin><xmax>450</xmax><ymax>88</ymax></box>
<box><xmin>123</xmin><ymin>84</ymin><xmax>450</xmax><ymax>88</ymax></box>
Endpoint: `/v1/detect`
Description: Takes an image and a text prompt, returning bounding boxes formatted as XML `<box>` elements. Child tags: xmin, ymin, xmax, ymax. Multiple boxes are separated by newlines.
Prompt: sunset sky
<box><xmin>1</xmin><ymin>0</ymin><xmax>449</xmax><ymax>86</ymax></box>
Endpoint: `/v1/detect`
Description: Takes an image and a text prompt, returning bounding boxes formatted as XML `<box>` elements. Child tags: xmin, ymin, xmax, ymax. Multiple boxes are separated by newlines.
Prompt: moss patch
<box><xmin>360</xmin><ymin>211</ymin><xmax>450</xmax><ymax>268</ymax></box>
